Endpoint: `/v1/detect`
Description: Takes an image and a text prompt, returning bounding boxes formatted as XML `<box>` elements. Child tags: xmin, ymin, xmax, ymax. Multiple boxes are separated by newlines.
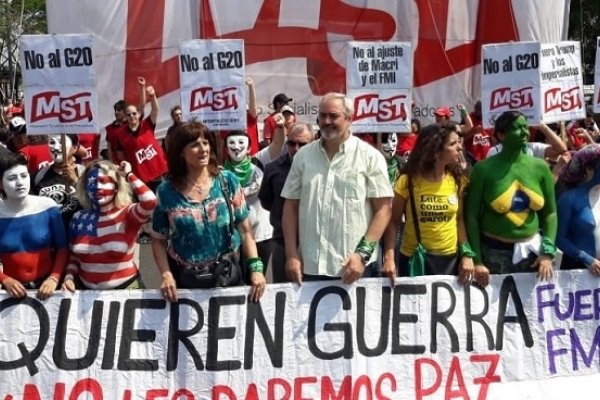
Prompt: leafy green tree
<box><xmin>569</xmin><ymin>0</ymin><xmax>600</xmax><ymax>84</ymax></box>
<box><xmin>0</xmin><ymin>0</ymin><xmax>47</xmax><ymax>103</ymax></box>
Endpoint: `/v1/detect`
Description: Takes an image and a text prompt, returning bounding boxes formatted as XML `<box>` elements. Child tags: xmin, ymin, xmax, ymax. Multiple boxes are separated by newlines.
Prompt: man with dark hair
<box><xmin>105</xmin><ymin>99</ymin><xmax>128</xmax><ymax>163</ymax></box>
<box><xmin>262</xmin><ymin>93</ymin><xmax>292</xmax><ymax>143</ymax></box>
<box><xmin>32</xmin><ymin>134</ymin><xmax>84</xmax><ymax>228</ymax></box>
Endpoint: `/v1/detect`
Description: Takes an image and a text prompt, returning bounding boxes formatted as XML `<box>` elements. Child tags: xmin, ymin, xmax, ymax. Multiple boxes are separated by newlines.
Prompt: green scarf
<box><xmin>224</xmin><ymin>156</ymin><xmax>253</xmax><ymax>187</ymax></box>
<box><xmin>387</xmin><ymin>157</ymin><xmax>399</xmax><ymax>185</ymax></box>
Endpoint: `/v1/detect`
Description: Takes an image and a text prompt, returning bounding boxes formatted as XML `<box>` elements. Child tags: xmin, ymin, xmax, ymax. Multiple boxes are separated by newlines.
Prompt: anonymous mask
<box><xmin>48</xmin><ymin>135</ymin><xmax>73</xmax><ymax>164</ymax></box>
<box><xmin>226</xmin><ymin>135</ymin><xmax>250</xmax><ymax>162</ymax></box>
<box><xmin>380</xmin><ymin>133</ymin><xmax>398</xmax><ymax>160</ymax></box>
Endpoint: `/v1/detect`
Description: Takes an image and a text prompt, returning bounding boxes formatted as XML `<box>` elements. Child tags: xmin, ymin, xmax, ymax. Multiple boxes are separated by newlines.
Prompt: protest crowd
<box><xmin>0</xmin><ymin>73</ymin><xmax>599</xmax><ymax>302</ymax></box>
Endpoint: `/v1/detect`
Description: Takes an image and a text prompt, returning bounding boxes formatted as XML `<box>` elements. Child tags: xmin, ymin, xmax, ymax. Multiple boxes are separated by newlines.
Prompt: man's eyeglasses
<box><xmin>126</xmin><ymin>112</ymin><xmax>138</xmax><ymax>117</ymax></box>
<box><xmin>286</xmin><ymin>140</ymin><xmax>308</xmax><ymax>148</ymax></box>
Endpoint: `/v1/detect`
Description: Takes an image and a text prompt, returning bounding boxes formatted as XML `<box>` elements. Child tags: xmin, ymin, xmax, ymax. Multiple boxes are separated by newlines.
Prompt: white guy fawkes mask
<box><xmin>380</xmin><ymin>133</ymin><xmax>398</xmax><ymax>160</ymax></box>
<box><xmin>48</xmin><ymin>135</ymin><xmax>73</xmax><ymax>164</ymax></box>
<box><xmin>226</xmin><ymin>135</ymin><xmax>250</xmax><ymax>162</ymax></box>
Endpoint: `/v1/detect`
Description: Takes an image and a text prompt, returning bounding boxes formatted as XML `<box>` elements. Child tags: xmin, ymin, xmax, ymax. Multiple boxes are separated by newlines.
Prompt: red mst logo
<box><xmin>122</xmin><ymin>0</ymin><xmax>518</xmax><ymax>102</ymax></box>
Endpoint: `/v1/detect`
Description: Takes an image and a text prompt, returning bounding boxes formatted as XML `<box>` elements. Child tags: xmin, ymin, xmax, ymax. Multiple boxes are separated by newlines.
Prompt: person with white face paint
<box><xmin>223</xmin><ymin>131</ymin><xmax>274</xmax><ymax>274</ymax></box>
<box><xmin>32</xmin><ymin>134</ymin><xmax>85</xmax><ymax>228</ymax></box>
<box><xmin>62</xmin><ymin>160</ymin><xmax>157</xmax><ymax>290</ymax></box>
<box><xmin>0</xmin><ymin>153</ymin><xmax>69</xmax><ymax>299</ymax></box>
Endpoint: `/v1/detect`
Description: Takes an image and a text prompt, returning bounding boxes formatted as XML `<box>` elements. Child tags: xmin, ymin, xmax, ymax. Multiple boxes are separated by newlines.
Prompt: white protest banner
<box><xmin>594</xmin><ymin>37</ymin><xmax>600</xmax><ymax>114</ymax></box>
<box><xmin>481</xmin><ymin>42</ymin><xmax>540</xmax><ymax>128</ymax></box>
<box><xmin>20</xmin><ymin>34</ymin><xmax>98</xmax><ymax>135</ymax></box>
<box><xmin>179</xmin><ymin>39</ymin><xmax>246</xmax><ymax>131</ymax></box>
<box><xmin>2</xmin><ymin>271</ymin><xmax>600</xmax><ymax>399</ymax></box>
<box><xmin>346</xmin><ymin>41</ymin><xmax>412</xmax><ymax>133</ymax></box>
<box><xmin>482</xmin><ymin>41</ymin><xmax>585</xmax><ymax>128</ymax></box>
<box><xmin>539</xmin><ymin>41</ymin><xmax>585</xmax><ymax>124</ymax></box>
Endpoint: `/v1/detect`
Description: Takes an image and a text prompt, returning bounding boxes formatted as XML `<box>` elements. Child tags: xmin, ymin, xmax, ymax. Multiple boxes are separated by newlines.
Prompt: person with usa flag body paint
<box><xmin>62</xmin><ymin>160</ymin><xmax>157</xmax><ymax>290</ymax></box>
<box><xmin>0</xmin><ymin>153</ymin><xmax>68</xmax><ymax>299</ymax></box>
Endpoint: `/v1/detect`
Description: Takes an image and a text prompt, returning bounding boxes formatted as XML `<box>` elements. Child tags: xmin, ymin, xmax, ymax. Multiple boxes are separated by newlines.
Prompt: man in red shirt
<box><xmin>105</xmin><ymin>100</ymin><xmax>127</xmax><ymax>163</ymax></box>
<box><xmin>263</xmin><ymin>93</ymin><xmax>292</xmax><ymax>143</ymax></box>
<box><xmin>115</xmin><ymin>81</ymin><xmax>166</xmax><ymax>193</ymax></box>
<box><xmin>463</xmin><ymin>101</ymin><xmax>493</xmax><ymax>162</ymax></box>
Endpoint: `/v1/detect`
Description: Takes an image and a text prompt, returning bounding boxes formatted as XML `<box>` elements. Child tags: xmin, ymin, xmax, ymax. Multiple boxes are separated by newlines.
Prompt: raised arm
<box><xmin>146</xmin><ymin>85</ymin><xmax>159</xmax><ymax>126</ymax></box>
<box><xmin>137</xmin><ymin>76</ymin><xmax>147</xmax><ymax>118</ymax></box>
<box><xmin>246</xmin><ymin>77</ymin><xmax>257</xmax><ymax>118</ymax></box>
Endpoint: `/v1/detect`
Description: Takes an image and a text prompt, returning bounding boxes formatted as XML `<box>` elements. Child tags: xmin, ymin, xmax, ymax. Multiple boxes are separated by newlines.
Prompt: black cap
<box><xmin>273</xmin><ymin>93</ymin><xmax>292</xmax><ymax>106</ymax></box>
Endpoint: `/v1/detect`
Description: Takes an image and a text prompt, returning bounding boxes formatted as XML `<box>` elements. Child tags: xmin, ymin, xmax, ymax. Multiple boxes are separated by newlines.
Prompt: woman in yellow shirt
<box><xmin>383</xmin><ymin>121</ymin><xmax>475</xmax><ymax>283</ymax></box>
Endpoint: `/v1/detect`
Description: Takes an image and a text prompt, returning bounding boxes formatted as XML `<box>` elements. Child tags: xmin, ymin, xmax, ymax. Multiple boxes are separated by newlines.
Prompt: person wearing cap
<box><xmin>434</xmin><ymin>105</ymin><xmax>473</xmax><ymax>135</ymax></box>
<box><xmin>556</xmin><ymin>144</ymin><xmax>600</xmax><ymax>273</ymax></box>
<box><xmin>8</xmin><ymin>116</ymin><xmax>53</xmax><ymax>175</ymax></box>
<box><xmin>281</xmin><ymin>92</ymin><xmax>393</xmax><ymax>284</ymax></box>
<box><xmin>263</xmin><ymin>93</ymin><xmax>292</xmax><ymax>143</ymax></box>
<box><xmin>255</xmin><ymin>105</ymin><xmax>295</xmax><ymax>167</ymax></box>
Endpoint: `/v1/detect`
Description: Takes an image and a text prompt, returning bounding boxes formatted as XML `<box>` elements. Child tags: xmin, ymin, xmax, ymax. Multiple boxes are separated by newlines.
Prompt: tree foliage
<box><xmin>568</xmin><ymin>0</ymin><xmax>600</xmax><ymax>83</ymax></box>
<box><xmin>0</xmin><ymin>0</ymin><xmax>47</xmax><ymax>102</ymax></box>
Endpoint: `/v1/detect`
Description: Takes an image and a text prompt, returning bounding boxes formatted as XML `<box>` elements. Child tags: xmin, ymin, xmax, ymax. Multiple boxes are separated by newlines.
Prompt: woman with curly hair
<box><xmin>383</xmin><ymin>121</ymin><xmax>474</xmax><ymax>282</ymax></box>
<box><xmin>63</xmin><ymin>160</ymin><xmax>157</xmax><ymax>290</ymax></box>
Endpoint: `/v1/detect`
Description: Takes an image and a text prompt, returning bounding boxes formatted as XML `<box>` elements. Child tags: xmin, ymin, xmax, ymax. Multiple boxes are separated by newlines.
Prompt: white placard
<box><xmin>346</xmin><ymin>41</ymin><xmax>412</xmax><ymax>133</ymax></box>
<box><xmin>481</xmin><ymin>42</ymin><xmax>541</xmax><ymax>128</ymax></box>
<box><xmin>482</xmin><ymin>41</ymin><xmax>585</xmax><ymax>128</ymax></box>
<box><xmin>20</xmin><ymin>34</ymin><xmax>98</xmax><ymax>134</ymax></box>
<box><xmin>539</xmin><ymin>41</ymin><xmax>585</xmax><ymax>123</ymax></box>
<box><xmin>179</xmin><ymin>39</ymin><xmax>246</xmax><ymax>130</ymax></box>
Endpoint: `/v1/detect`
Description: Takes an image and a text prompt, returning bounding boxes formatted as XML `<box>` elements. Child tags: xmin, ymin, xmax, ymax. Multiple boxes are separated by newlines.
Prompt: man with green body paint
<box><xmin>465</xmin><ymin>111</ymin><xmax>557</xmax><ymax>286</ymax></box>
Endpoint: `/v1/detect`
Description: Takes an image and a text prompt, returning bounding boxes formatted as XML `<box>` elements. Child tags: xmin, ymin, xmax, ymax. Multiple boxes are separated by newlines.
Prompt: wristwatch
<box><xmin>356</xmin><ymin>250</ymin><xmax>371</xmax><ymax>265</ymax></box>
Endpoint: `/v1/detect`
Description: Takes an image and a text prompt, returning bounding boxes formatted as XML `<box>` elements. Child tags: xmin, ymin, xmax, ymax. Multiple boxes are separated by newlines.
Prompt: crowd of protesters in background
<box><xmin>1</xmin><ymin>79</ymin><xmax>599</xmax><ymax>303</ymax></box>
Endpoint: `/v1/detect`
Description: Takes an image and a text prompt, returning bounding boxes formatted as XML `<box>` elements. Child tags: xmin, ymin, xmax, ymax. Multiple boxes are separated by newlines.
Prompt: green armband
<box><xmin>247</xmin><ymin>257</ymin><xmax>264</xmax><ymax>273</ymax></box>
<box><xmin>355</xmin><ymin>236</ymin><xmax>377</xmax><ymax>257</ymax></box>
<box><xmin>458</xmin><ymin>242</ymin><xmax>476</xmax><ymax>258</ymax></box>
<box><xmin>541</xmin><ymin>236</ymin><xmax>557</xmax><ymax>259</ymax></box>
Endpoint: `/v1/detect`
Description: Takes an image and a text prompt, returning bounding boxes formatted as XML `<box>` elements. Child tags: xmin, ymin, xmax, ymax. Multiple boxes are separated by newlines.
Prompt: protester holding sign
<box><xmin>556</xmin><ymin>144</ymin><xmax>600</xmax><ymax>273</ymax></box>
<box><xmin>0</xmin><ymin>153</ymin><xmax>68</xmax><ymax>299</ymax></box>
<box><xmin>114</xmin><ymin>78</ymin><xmax>167</xmax><ymax>193</ymax></box>
<box><xmin>465</xmin><ymin>111</ymin><xmax>557</xmax><ymax>285</ymax></box>
<box><xmin>382</xmin><ymin>122</ymin><xmax>473</xmax><ymax>282</ymax></box>
<box><xmin>151</xmin><ymin>121</ymin><xmax>266</xmax><ymax>302</ymax></box>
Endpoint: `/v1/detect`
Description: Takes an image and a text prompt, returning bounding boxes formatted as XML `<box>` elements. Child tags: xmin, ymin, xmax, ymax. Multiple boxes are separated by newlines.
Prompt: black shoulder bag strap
<box><xmin>217</xmin><ymin>172</ymin><xmax>236</xmax><ymax>253</ymax></box>
<box><xmin>408</xmin><ymin>178</ymin><xmax>422</xmax><ymax>244</ymax></box>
